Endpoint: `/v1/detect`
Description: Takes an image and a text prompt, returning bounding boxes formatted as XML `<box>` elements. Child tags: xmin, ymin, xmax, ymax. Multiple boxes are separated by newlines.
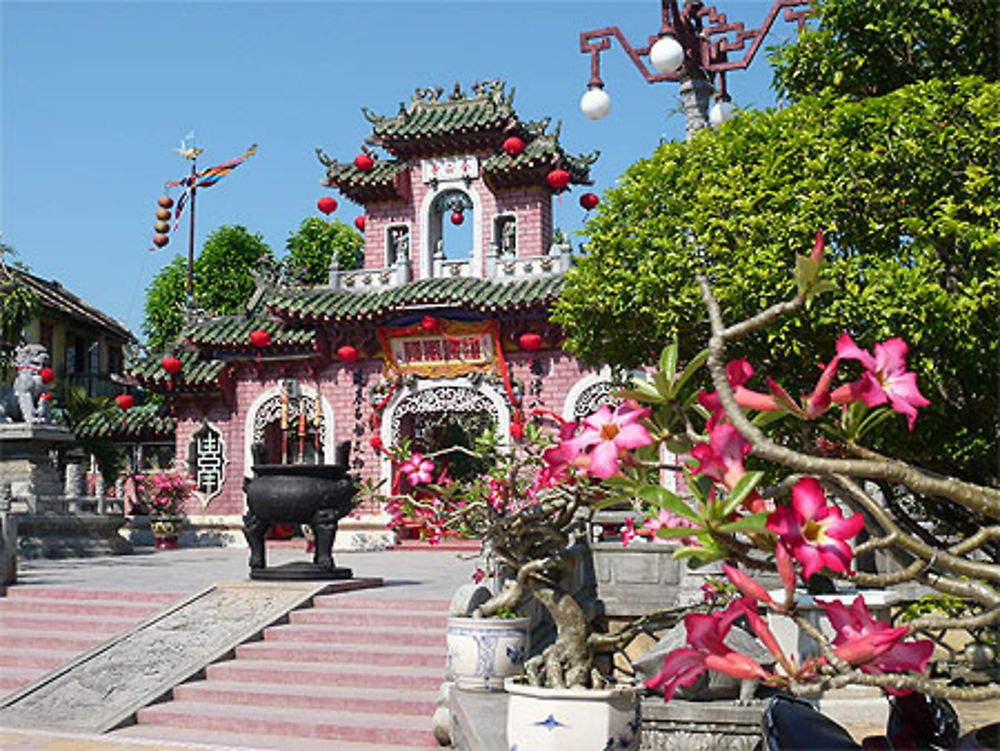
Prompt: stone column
<box><xmin>678</xmin><ymin>71</ymin><xmax>713</xmax><ymax>141</ymax></box>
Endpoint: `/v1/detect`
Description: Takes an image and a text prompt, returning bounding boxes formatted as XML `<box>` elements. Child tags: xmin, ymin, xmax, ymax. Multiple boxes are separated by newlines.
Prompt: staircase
<box><xmin>113</xmin><ymin>590</ymin><xmax>450</xmax><ymax>750</ymax></box>
<box><xmin>0</xmin><ymin>587</ymin><xmax>181</xmax><ymax>696</ymax></box>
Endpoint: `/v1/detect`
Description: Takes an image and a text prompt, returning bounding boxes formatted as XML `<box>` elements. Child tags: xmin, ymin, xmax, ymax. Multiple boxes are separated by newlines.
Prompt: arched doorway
<box><xmin>380</xmin><ymin>380</ymin><xmax>508</xmax><ymax>487</ymax></box>
<box><xmin>243</xmin><ymin>382</ymin><xmax>336</xmax><ymax>477</ymax></box>
<box><xmin>430</xmin><ymin>189</ymin><xmax>474</xmax><ymax>263</ymax></box>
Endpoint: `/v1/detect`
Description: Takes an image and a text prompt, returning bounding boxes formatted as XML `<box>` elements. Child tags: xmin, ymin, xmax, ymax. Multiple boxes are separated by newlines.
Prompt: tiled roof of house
<box><xmin>14</xmin><ymin>268</ymin><xmax>133</xmax><ymax>342</ymax></box>
<box><xmin>316</xmin><ymin>153</ymin><xmax>409</xmax><ymax>203</ymax></box>
<box><xmin>266</xmin><ymin>275</ymin><xmax>566</xmax><ymax>323</ymax></box>
<box><xmin>481</xmin><ymin>128</ymin><xmax>598</xmax><ymax>190</ymax></box>
<box><xmin>127</xmin><ymin>349</ymin><xmax>226</xmax><ymax>390</ymax></box>
<box><xmin>74</xmin><ymin>403</ymin><xmax>176</xmax><ymax>441</ymax></box>
<box><xmin>181</xmin><ymin>316</ymin><xmax>316</xmax><ymax>350</ymax></box>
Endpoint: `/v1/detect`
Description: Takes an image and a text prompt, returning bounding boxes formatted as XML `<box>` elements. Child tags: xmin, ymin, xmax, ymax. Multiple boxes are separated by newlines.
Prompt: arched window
<box><xmin>429</xmin><ymin>189</ymin><xmax>474</xmax><ymax>263</ymax></box>
<box><xmin>493</xmin><ymin>214</ymin><xmax>517</xmax><ymax>258</ymax></box>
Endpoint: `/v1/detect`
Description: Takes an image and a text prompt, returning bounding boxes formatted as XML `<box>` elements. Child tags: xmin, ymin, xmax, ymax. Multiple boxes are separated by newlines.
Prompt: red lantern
<box><xmin>317</xmin><ymin>196</ymin><xmax>338</xmax><ymax>215</ymax></box>
<box><xmin>580</xmin><ymin>193</ymin><xmax>600</xmax><ymax>211</ymax></box>
<box><xmin>115</xmin><ymin>394</ymin><xmax>135</xmax><ymax>411</ymax></box>
<box><xmin>450</xmin><ymin>211</ymin><xmax>464</xmax><ymax>226</ymax></box>
<box><xmin>337</xmin><ymin>345</ymin><xmax>359</xmax><ymax>362</ymax></box>
<box><xmin>503</xmin><ymin>136</ymin><xmax>525</xmax><ymax>158</ymax></box>
<box><xmin>421</xmin><ymin>316</ymin><xmax>439</xmax><ymax>332</ymax></box>
<box><xmin>153</xmin><ymin>234</ymin><xmax>170</xmax><ymax>248</ymax></box>
<box><xmin>161</xmin><ymin>356</ymin><xmax>182</xmax><ymax>375</ymax></box>
<box><xmin>39</xmin><ymin>367</ymin><xmax>55</xmax><ymax>384</ymax></box>
<box><xmin>547</xmin><ymin>169</ymin><xmax>570</xmax><ymax>191</ymax></box>
<box><xmin>157</xmin><ymin>195</ymin><xmax>174</xmax><ymax>209</ymax></box>
<box><xmin>518</xmin><ymin>333</ymin><xmax>543</xmax><ymax>351</ymax></box>
<box><xmin>249</xmin><ymin>329</ymin><xmax>272</xmax><ymax>348</ymax></box>
<box><xmin>156</xmin><ymin>208</ymin><xmax>172</xmax><ymax>221</ymax></box>
<box><xmin>354</xmin><ymin>153</ymin><xmax>374</xmax><ymax>172</ymax></box>
<box><xmin>354</xmin><ymin>216</ymin><xmax>367</xmax><ymax>232</ymax></box>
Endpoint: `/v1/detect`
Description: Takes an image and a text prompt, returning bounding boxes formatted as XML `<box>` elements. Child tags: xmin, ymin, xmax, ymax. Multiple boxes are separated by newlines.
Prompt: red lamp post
<box><xmin>579</xmin><ymin>0</ymin><xmax>810</xmax><ymax>139</ymax></box>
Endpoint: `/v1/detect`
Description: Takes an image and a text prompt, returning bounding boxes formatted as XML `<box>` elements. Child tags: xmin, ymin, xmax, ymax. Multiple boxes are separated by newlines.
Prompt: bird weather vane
<box><xmin>150</xmin><ymin>135</ymin><xmax>258</xmax><ymax>297</ymax></box>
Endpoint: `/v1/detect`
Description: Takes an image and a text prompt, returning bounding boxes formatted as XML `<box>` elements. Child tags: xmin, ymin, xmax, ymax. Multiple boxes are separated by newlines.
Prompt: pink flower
<box><xmin>722</xmin><ymin>564</ymin><xmax>775</xmax><ymax>607</ymax></box>
<box><xmin>400</xmin><ymin>453</ymin><xmax>435</xmax><ymax>486</ymax></box>
<box><xmin>819</xmin><ymin>595</ymin><xmax>933</xmax><ymax>688</ymax></box>
<box><xmin>831</xmin><ymin>333</ymin><xmax>930</xmax><ymax>431</ymax></box>
<box><xmin>766</xmin><ymin>477</ymin><xmax>864</xmax><ymax>580</ymax></box>
<box><xmin>690</xmin><ymin>423</ymin><xmax>750</xmax><ymax>490</ymax></box>
<box><xmin>542</xmin><ymin>420</ymin><xmax>581</xmax><ymax>469</ymax></box>
<box><xmin>644</xmin><ymin>508</ymin><xmax>698</xmax><ymax>546</ymax></box>
<box><xmin>645</xmin><ymin>600</ymin><xmax>769</xmax><ymax>701</ymax></box>
<box><xmin>560</xmin><ymin>403</ymin><xmax>652</xmax><ymax>480</ymax></box>
<box><xmin>472</xmin><ymin>568</ymin><xmax>486</xmax><ymax>584</ymax></box>
<box><xmin>620</xmin><ymin>517</ymin><xmax>638</xmax><ymax>547</ymax></box>
<box><xmin>698</xmin><ymin>359</ymin><xmax>779</xmax><ymax>429</ymax></box>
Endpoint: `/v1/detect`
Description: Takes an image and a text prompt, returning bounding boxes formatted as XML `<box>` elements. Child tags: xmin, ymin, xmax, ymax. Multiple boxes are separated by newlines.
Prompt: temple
<box><xmin>128</xmin><ymin>80</ymin><xmax>619</xmax><ymax>544</ymax></box>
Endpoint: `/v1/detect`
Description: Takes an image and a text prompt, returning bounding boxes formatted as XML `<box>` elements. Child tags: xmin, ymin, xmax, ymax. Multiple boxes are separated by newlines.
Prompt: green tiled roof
<box><xmin>364</xmin><ymin>81</ymin><xmax>516</xmax><ymax>156</ymax></box>
<box><xmin>267</xmin><ymin>275</ymin><xmax>566</xmax><ymax>323</ymax></box>
<box><xmin>315</xmin><ymin>151</ymin><xmax>408</xmax><ymax>203</ymax></box>
<box><xmin>127</xmin><ymin>349</ymin><xmax>226</xmax><ymax>390</ymax></box>
<box><xmin>482</xmin><ymin>129</ymin><xmax>598</xmax><ymax>190</ymax></box>
<box><xmin>75</xmin><ymin>403</ymin><xmax>175</xmax><ymax>441</ymax></box>
<box><xmin>181</xmin><ymin>316</ymin><xmax>315</xmax><ymax>350</ymax></box>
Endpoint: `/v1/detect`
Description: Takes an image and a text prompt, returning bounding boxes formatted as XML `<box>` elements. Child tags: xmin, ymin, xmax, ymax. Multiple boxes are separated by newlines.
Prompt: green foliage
<box><xmin>0</xmin><ymin>245</ymin><xmax>38</xmax><ymax>367</ymax></box>
<box><xmin>899</xmin><ymin>593</ymin><xmax>970</xmax><ymax>623</ymax></box>
<box><xmin>770</xmin><ymin>0</ymin><xmax>999</xmax><ymax>101</ymax></box>
<box><xmin>557</xmin><ymin>77</ymin><xmax>1000</xmax><ymax>484</ymax></box>
<box><xmin>285</xmin><ymin>217</ymin><xmax>363</xmax><ymax>284</ymax></box>
<box><xmin>142</xmin><ymin>225</ymin><xmax>273</xmax><ymax>352</ymax></box>
<box><xmin>57</xmin><ymin>386</ymin><xmax>124</xmax><ymax>485</ymax></box>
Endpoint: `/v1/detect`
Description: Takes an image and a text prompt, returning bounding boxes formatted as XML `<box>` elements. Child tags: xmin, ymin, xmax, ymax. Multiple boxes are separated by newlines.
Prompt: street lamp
<box><xmin>580</xmin><ymin>0</ymin><xmax>811</xmax><ymax>140</ymax></box>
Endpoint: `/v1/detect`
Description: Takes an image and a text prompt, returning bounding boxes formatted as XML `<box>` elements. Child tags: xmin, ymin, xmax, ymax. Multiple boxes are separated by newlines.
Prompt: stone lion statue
<box><xmin>0</xmin><ymin>344</ymin><xmax>54</xmax><ymax>424</ymax></box>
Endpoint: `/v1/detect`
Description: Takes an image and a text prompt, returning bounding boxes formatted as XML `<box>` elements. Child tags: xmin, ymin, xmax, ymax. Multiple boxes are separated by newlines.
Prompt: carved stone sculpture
<box><xmin>0</xmin><ymin>344</ymin><xmax>54</xmax><ymax>424</ymax></box>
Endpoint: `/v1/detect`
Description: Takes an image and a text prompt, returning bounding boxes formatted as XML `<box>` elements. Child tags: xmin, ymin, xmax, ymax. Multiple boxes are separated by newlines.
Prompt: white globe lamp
<box><xmin>580</xmin><ymin>86</ymin><xmax>612</xmax><ymax>120</ymax></box>
<box><xmin>709</xmin><ymin>99</ymin><xmax>735</xmax><ymax>126</ymax></box>
<box><xmin>649</xmin><ymin>35</ymin><xmax>684</xmax><ymax>74</ymax></box>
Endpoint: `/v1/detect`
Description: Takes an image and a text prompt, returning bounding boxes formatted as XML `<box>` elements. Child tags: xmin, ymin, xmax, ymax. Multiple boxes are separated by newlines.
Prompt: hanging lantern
<box><xmin>337</xmin><ymin>345</ymin><xmax>359</xmax><ymax>362</ymax></box>
<box><xmin>155</xmin><ymin>208</ymin><xmax>172</xmax><ymax>221</ymax></box>
<box><xmin>249</xmin><ymin>329</ymin><xmax>272</xmax><ymax>348</ymax></box>
<box><xmin>421</xmin><ymin>315</ymin><xmax>439</xmax><ymax>332</ymax></box>
<box><xmin>115</xmin><ymin>394</ymin><xmax>135</xmax><ymax>411</ymax></box>
<box><xmin>579</xmin><ymin>193</ymin><xmax>600</xmax><ymax>211</ymax></box>
<box><xmin>154</xmin><ymin>221</ymin><xmax>170</xmax><ymax>234</ymax></box>
<box><xmin>153</xmin><ymin>234</ymin><xmax>170</xmax><ymax>248</ymax></box>
<box><xmin>161</xmin><ymin>356</ymin><xmax>182</xmax><ymax>375</ymax></box>
<box><xmin>547</xmin><ymin>168</ymin><xmax>570</xmax><ymax>191</ymax></box>
<box><xmin>157</xmin><ymin>195</ymin><xmax>174</xmax><ymax>209</ymax></box>
<box><xmin>354</xmin><ymin>216</ymin><xmax>367</xmax><ymax>232</ymax></box>
<box><xmin>518</xmin><ymin>333</ymin><xmax>543</xmax><ymax>351</ymax></box>
<box><xmin>354</xmin><ymin>153</ymin><xmax>374</xmax><ymax>172</ymax></box>
<box><xmin>39</xmin><ymin>367</ymin><xmax>55</xmax><ymax>384</ymax></box>
<box><xmin>317</xmin><ymin>196</ymin><xmax>338</xmax><ymax>215</ymax></box>
<box><xmin>503</xmin><ymin>136</ymin><xmax>525</xmax><ymax>158</ymax></box>
<box><xmin>450</xmin><ymin>211</ymin><xmax>464</xmax><ymax>226</ymax></box>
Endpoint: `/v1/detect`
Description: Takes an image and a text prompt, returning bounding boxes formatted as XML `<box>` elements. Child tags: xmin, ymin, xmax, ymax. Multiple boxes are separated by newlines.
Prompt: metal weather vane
<box><xmin>150</xmin><ymin>134</ymin><xmax>258</xmax><ymax>297</ymax></box>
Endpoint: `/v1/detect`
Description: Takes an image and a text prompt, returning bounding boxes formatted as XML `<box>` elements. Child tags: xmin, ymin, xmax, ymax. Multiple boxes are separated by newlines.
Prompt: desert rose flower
<box><xmin>819</xmin><ymin>595</ymin><xmax>933</xmax><ymax>688</ymax></box>
<box><xmin>560</xmin><ymin>403</ymin><xmax>652</xmax><ymax>480</ymax></box>
<box><xmin>400</xmin><ymin>453</ymin><xmax>435</xmax><ymax>486</ymax></box>
<box><xmin>831</xmin><ymin>333</ymin><xmax>930</xmax><ymax>430</ymax></box>
<box><xmin>766</xmin><ymin>477</ymin><xmax>864</xmax><ymax>580</ymax></box>
<box><xmin>645</xmin><ymin>600</ymin><xmax>769</xmax><ymax>701</ymax></box>
<box><xmin>690</xmin><ymin>422</ymin><xmax>751</xmax><ymax>490</ymax></box>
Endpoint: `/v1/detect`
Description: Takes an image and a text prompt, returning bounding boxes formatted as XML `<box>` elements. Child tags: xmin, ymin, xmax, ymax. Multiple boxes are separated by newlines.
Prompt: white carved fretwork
<box><xmin>188</xmin><ymin>422</ymin><xmax>227</xmax><ymax>507</ymax></box>
<box><xmin>251</xmin><ymin>393</ymin><xmax>324</xmax><ymax>450</ymax></box>
<box><xmin>571</xmin><ymin>380</ymin><xmax>622</xmax><ymax>421</ymax></box>
<box><xmin>390</xmin><ymin>386</ymin><xmax>500</xmax><ymax>446</ymax></box>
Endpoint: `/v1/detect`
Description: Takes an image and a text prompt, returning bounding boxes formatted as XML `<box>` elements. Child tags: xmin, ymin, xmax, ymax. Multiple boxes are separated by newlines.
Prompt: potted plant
<box><xmin>140</xmin><ymin>470</ymin><xmax>193</xmax><ymax>549</ymax></box>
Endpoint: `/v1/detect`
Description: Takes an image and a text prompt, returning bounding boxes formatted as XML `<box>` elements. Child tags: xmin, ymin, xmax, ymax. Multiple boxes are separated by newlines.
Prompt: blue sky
<box><xmin>2</xmin><ymin>1</ymin><xmax>792</xmax><ymax>343</ymax></box>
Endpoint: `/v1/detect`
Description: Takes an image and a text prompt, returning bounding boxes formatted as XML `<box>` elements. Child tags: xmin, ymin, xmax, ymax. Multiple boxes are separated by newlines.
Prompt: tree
<box><xmin>769</xmin><ymin>0</ymin><xmax>999</xmax><ymax>101</ymax></box>
<box><xmin>555</xmin><ymin>77</ymin><xmax>1000</xmax><ymax>485</ymax></box>
<box><xmin>285</xmin><ymin>217</ymin><xmax>363</xmax><ymax>285</ymax></box>
<box><xmin>142</xmin><ymin>225</ymin><xmax>273</xmax><ymax>352</ymax></box>
<box><xmin>0</xmin><ymin>243</ymin><xmax>38</xmax><ymax>368</ymax></box>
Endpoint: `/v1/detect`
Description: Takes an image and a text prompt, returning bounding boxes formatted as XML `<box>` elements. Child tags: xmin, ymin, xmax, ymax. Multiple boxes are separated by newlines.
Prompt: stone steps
<box><xmin>0</xmin><ymin>587</ymin><xmax>182</xmax><ymax>698</ymax></box>
<box><xmin>124</xmin><ymin>594</ymin><xmax>451</xmax><ymax>748</ymax></box>
<box><xmin>113</xmin><ymin>723</ymin><xmax>443</xmax><ymax>750</ymax></box>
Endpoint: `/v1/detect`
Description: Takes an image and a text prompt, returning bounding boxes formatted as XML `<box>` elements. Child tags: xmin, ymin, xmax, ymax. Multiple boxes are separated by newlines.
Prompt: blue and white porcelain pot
<box><xmin>505</xmin><ymin>678</ymin><xmax>640</xmax><ymax>751</ymax></box>
<box><xmin>446</xmin><ymin>615</ymin><xmax>530</xmax><ymax>691</ymax></box>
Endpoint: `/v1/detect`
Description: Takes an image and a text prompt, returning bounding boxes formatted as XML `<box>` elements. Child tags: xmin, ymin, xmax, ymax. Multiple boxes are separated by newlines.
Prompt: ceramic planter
<box><xmin>446</xmin><ymin>615</ymin><xmax>530</xmax><ymax>691</ymax></box>
<box><xmin>505</xmin><ymin>678</ymin><xmax>640</xmax><ymax>751</ymax></box>
<box><xmin>150</xmin><ymin>516</ymin><xmax>183</xmax><ymax>549</ymax></box>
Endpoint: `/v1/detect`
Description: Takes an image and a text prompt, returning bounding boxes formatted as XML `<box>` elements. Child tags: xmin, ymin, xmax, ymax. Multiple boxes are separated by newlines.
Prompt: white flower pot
<box><xmin>505</xmin><ymin>678</ymin><xmax>640</xmax><ymax>751</ymax></box>
<box><xmin>446</xmin><ymin>616</ymin><xmax>530</xmax><ymax>691</ymax></box>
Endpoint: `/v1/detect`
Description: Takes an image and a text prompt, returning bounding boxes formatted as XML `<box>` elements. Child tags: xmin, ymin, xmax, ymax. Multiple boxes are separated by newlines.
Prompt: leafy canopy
<box><xmin>285</xmin><ymin>217</ymin><xmax>363</xmax><ymax>285</ymax></box>
<box><xmin>770</xmin><ymin>0</ymin><xmax>999</xmax><ymax>101</ymax></box>
<box><xmin>0</xmin><ymin>244</ymin><xmax>38</xmax><ymax>367</ymax></box>
<box><xmin>555</xmin><ymin>77</ymin><xmax>1000</xmax><ymax>485</ymax></box>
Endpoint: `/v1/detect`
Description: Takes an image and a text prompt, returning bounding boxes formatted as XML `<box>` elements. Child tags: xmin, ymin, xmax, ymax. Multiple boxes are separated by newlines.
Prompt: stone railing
<box><xmin>486</xmin><ymin>242</ymin><xmax>572</xmax><ymax>280</ymax></box>
<box><xmin>329</xmin><ymin>257</ymin><xmax>411</xmax><ymax>292</ymax></box>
